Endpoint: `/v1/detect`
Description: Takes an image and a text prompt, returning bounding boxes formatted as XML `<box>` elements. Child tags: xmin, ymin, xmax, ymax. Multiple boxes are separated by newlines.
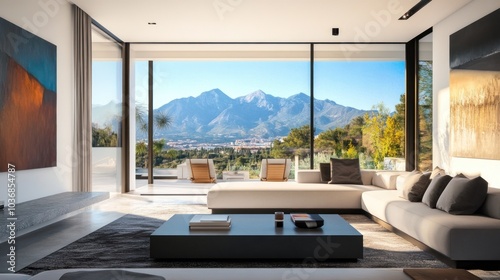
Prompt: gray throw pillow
<box><xmin>436</xmin><ymin>175</ymin><xmax>489</xmax><ymax>215</ymax></box>
<box><xmin>328</xmin><ymin>158</ymin><xmax>363</xmax><ymax>185</ymax></box>
<box><xmin>319</xmin><ymin>163</ymin><xmax>331</xmax><ymax>182</ymax></box>
<box><xmin>403</xmin><ymin>172</ymin><xmax>432</xmax><ymax>202</ymax></box>
<box><xmin>422</xmin><ymin>173</ymin><xmax>453</xmax><ymax>208</ymax></box>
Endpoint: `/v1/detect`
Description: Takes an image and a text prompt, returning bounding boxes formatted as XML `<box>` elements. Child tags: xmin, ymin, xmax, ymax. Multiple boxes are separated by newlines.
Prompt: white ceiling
<box><xmin>72</xmin><ymin>0</ymin><xmax>472</xmax><ymax>43</ymax></box>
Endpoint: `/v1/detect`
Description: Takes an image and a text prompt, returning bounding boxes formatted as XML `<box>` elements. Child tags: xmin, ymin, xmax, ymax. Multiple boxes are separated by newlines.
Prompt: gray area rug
<box><xmin>19</xmin><ymin>213</ymin><xmax>447</xmax><ymax>275</ymax></box>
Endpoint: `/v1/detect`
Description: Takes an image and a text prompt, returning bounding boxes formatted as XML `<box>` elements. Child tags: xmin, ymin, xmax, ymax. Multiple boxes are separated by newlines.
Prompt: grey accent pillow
<box><xmin>328</xmin><ymin>158</ymin><xmax>363</xmax><ymax>185</ymax></box>
<box><xmin>422</xmin><ymin>174</ymin><xmax>453</xmax><ymax>208</ymax></box>
<box><xmin>319</xmin><ymin>163</ymin><xmax>331</xmax><ymax>182</ymax></box>
<box><xmin>403</xmin><ymin>172</ymin><xmax>432</xmax><ymax>202</ymax></box>
<box><xmin>436</xmin><ymin>175</ymin><xmax>489</xmax><ymax>215</ymax></box>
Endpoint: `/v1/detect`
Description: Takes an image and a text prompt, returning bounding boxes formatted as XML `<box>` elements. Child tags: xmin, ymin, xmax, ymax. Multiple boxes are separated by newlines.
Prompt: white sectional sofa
<box><xmin>207</xmin><ymin>169</ymin><xmax>500</xmax><ymax>268</ymax></box>
<box><xmin>362</xmin><ymin>187</ymin><xmax>500</xmax><ymax>268</ymax></box>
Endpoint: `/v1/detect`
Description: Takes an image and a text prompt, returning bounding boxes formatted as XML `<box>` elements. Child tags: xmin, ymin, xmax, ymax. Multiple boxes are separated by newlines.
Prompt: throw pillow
<box><xmin>328</xmin><ymin>158</ymin><xmax>363</xmax><ymax>185</ymax></box>
<box><xmin>430</xmin><ymin>166</ymin><xmax>446</xmax><ymax>179</ymax></box>
<box><xmin>398</xmin><ymin>171</ymin><xmax>422</xmax><ymax>199</ymax></box>
<box><xmin>395</xmin><ymin>172</ymin><xmax>414</xmax><ymax>197</ymax></box>
<box><xmin>421</xmin><ymin>173</ymin><xmax>453</xmax><ymax>208</ymax></box>
<box><xmin>319</xmin><ymin>163</ymin><xmax>331</xmax><ymax>182</ymax></box>
<box><xmin>403</xmin><ymin>172</ymin><xmax>432</xmax><ymax>202</ymax></box>
<box><xmin>436</xmin><ymin>175</ymin><xmax>489</xmax><ymax>215</ymax></box>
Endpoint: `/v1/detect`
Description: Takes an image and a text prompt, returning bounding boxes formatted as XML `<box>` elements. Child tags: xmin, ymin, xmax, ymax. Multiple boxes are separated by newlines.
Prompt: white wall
<box><xmin>433</xmin><ymin>0</ymin><xmax>500</xmax><ymax>188</ymax></box>
<box><xmin>0</xmin><ymin>0</ymin><xmax>74</xmax><ymax>203</ymax></box>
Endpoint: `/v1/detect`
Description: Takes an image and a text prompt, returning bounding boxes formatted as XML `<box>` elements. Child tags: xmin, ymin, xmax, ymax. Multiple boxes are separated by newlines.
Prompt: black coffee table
<box><xmin>150</xmin><ymin>214</ymin><xmax>362</xmax><ymax>260</ymax></box>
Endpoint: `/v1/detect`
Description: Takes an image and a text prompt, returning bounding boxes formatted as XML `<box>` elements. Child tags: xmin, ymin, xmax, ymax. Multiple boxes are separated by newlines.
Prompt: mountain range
<box><xmin>93</xmin><ymin>88</ymin><xmax>371</xmax><ymax>140</ymax></box>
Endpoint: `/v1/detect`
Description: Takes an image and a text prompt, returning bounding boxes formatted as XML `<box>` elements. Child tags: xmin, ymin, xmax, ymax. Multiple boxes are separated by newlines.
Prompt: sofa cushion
<box><xmin>208</xmin><ymin>181</ymin><xmax>380</xmax><ymax>210</ymax></box>
<box><xmin>396</xmin><ymin>173</ymin><xmax>409</xmax><ymax>189</ymax></box>
<box><xmin>422</xmin><ymin>174</ymin><xmax>453</xmax><ymax>208</ymax></box>
<box><xmin>403</xmin><ymin>172</ymin><xmax>431</xmax><ymax>202</ymax></box>
<box><xmin>328</xmin><ymin>158</ymin><xmax>363</xmax><ymax>185</ymax></box>
<box><xmin>319</xmin><ymin>163</ymin><xmax>331</xmax><ymax>182</ymax></box>
<box><xmin>436</xmin><ymin>175</ymin><xmax>488</xmax><ymax>215</ymax></box>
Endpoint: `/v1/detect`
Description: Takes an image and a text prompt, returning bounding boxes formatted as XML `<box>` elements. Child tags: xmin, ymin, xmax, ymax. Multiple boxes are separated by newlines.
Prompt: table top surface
<box><xmin>151</xmin><ymin>214</ymin><xmax>362</xmax><ymax>237</ymax></box>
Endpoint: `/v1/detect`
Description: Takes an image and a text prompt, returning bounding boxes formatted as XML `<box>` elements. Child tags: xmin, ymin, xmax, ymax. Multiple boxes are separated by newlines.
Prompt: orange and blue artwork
<box><xmin>0</xmin><ymin>17</ymin><xmax>57</xmax><ymax>171</ymax></box>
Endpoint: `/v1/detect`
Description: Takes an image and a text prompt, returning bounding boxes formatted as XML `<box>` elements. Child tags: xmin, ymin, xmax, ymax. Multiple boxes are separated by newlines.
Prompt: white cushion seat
<box><xmin>207</xmin><ymin>181</ymin><xmax>381</xmax><ymax>210</ymax></box>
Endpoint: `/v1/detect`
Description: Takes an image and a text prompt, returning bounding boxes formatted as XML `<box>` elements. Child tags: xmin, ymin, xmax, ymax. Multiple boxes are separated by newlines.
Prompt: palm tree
<box><xmin>136</xmin><ymin>103</ymin><xmax>173</xmax><ymax>133</ymax></box>
<box><xmin>135</xmin><ymin>103</ymin><xmax>173</xmax><ymax>168</ymax></box>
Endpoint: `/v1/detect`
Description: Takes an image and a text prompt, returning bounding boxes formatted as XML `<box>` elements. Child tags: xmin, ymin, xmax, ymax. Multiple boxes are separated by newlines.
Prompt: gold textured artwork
<box><xmin>450</xmin><ymin>69</ymin><xmax>500</xmax><ymax>159</ymax></box>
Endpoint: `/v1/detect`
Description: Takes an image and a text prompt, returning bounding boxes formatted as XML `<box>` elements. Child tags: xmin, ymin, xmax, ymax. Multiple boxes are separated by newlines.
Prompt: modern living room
<box><xmin>1</xmin><ymin>0</ymin><xmax>500</xmax><ymax>279</ymax></box>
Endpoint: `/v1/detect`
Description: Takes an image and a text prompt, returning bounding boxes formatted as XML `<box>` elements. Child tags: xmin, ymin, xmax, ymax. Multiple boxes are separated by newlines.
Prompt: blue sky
<box><xmin>93</xmin><ymin>60</ymin><xmax>405</xmax><ymax>111</ymax></box>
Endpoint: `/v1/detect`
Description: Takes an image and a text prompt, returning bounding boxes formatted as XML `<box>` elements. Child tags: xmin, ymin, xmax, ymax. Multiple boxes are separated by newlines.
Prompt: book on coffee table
<box><xmin>290</xmin><ymin>213</ymin><xmax>324</xmax><ymax>229</ymax></box>
<box><xmin>189</xmin><ymin>214</ymin><xmax>231</xmax><ymax>230</ymax></box>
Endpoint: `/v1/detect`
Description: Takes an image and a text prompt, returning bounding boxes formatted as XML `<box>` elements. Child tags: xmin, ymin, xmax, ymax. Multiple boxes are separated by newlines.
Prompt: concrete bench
<box><xmin>0</xmin><ymin>192</ymin><xmax>109</xmax><ymax>243</ymax></box>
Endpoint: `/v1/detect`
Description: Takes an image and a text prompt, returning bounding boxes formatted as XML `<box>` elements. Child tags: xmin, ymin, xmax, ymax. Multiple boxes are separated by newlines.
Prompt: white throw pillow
<box><xmin>396</xmin><ymin>170</ymin><xmax>422</xmax><ymax>197</ymax></box>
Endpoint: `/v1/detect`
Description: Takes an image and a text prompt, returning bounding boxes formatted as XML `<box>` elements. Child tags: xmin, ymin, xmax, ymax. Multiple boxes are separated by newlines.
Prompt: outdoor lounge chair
<box><xmin>186</xmin><ymin>159</ymin><xmax>217</xmax><ymax>183</ymax></box>
<box><xmin>259</xmin><ymin>158</ymin><xmax>292</xmax><ymax>181</ymax></box>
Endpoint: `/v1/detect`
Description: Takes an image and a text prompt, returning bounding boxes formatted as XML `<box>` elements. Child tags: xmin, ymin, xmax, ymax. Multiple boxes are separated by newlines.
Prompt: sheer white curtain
<box><xmin>73</xmin><ymin>5</ymin><xmax>92</xmax><ymax>192</ymax></box>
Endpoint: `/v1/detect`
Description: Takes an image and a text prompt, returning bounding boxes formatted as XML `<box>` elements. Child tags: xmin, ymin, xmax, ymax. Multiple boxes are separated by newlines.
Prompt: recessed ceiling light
<box><xmin>399</xmin><ymin>0</ymin><xmax>432</xmax><ymax>20</ymax></box>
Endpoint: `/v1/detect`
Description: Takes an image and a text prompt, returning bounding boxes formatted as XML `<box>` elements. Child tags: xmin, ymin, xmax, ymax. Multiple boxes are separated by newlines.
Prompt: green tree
<box><xmin>316</xmin><ymin>127</ymin><xmax>352</xmax><ymax>157</ymax></box>
<box><xmin>344</xmin><ymin>142</ymin><xmax>359</xmax><ymax>159</ymax></box>
<box><xmin>380</xmin><ymin>116</ymin><xmax>404</xmax><ymax>158</ymax></box>
<box><xmin>283</xmin><ymin>125</ymin><xmax>311</xmax><ymax>149</ymax></box>
<box><xmin>362</xmin><ymin>103</ymin><xmax>404</xmax><ymax>169</ymax></box>
<box><xmin>92</xmin><ymin>123</ymin><xmax>118</xmax><ymax>147</ymax></box>
<box><xmin>165</xmin><ymin>149</ymin><xmax>179</xmax><ymax>160</ymax></box>
<box><xmin>346</xmin><ymin>116</ymin><xmax>365</xmax><ymax>142</ymax></box>
<box><xmin>270</xmin><ymin>125</ymin><xmax>312</xmax><ymax>159</ymax></box>
<box><xmin>135</xmin><ymin>103</ymin><xmax>173</xmax><ymax>168</ymax></box>
<box><xmin>270</xmin><ymin>139</ymin><xmax>288</xmax><ymax>159</ymax></box>
<box><xmin>136</xmin><ymin>103</ymin><xmax>173</xmax><ymax>135</ymax></box>
<box><xmin>394</xmin><ymin>94</ymin><xmax>405</xmax><ymax>135</ymax></box>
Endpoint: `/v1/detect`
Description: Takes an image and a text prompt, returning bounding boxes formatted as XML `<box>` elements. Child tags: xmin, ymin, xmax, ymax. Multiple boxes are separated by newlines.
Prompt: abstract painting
<box><xmin>450</xmin><ymin>9</ymin><xmax>500</xmax><ymax>160</ymax></box>
<box><xmin>0</xmin><ymin>17</ymin><xmax>57</xmax><ymax>171</ymax></box>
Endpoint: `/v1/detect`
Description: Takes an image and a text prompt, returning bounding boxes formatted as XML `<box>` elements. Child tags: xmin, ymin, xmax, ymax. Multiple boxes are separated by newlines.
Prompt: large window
<box><xmin>91</xmin><ymin>26</ymin><xmax>123</xmax><ymax>192</ymax></box>
<box><xmin>313</xmin><ymin>44</ymin><xmax>406</xmax><ymax>170</ymax></box>
<box><xmin>133</xmin><ymin>44</ymin><xmax>310</xmax><ymax>180</ymax></box>
<box><xmin>132</xmin><ymin>43</ymin><xmax>409</xmax><ymax>181</ymax></box>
